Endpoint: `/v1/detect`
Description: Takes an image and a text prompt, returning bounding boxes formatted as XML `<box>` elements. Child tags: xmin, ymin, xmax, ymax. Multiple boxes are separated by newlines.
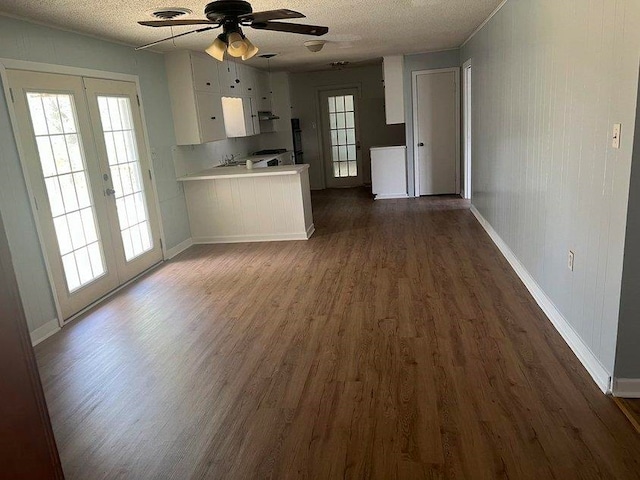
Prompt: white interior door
<box><xmin>414</xmin><ymin>69</ymin><xmax>459</xmax><ymax>196</ymax></box>
<box><xmin>8</xmin><ymin>70</ymin><xmax>162</xmax><ymax>320</ymax></box>
<box><xmin>320</xmin><ymin>88</ymin><xmax>363</xmax><ymax>188</ymax></box>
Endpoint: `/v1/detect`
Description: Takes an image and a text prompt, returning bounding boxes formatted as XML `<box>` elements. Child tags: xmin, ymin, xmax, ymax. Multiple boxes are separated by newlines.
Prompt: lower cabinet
<box><xmin>371</xmin><ymin>146</ymin><xmax>409</xmax><ymax>200</ymax></box>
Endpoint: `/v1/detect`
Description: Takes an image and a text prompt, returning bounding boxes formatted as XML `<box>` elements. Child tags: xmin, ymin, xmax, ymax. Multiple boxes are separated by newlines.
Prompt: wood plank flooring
<box><xmin>35</xmin><ymin>188</ymin><xmax>640</xmax><ymax>479</ymax></box>
<box><xmin>615</xmin><ymin>398</ymin><xmax>640</xmax><ymax>434</ymax></box>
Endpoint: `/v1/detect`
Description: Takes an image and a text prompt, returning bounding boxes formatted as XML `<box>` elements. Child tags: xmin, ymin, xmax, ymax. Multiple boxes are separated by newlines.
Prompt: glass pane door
<box><xmin>26</xmin><ymin>92</ymin><xmax>106</xmax><ymax>292</ymax></box>
<box><xmin>96</xmin><ymin>96</ymin><xmax>153</xmax><ymax>261</ymax></box>
<box><xmin>328</xmin><ymin>94</ymin><xmax>358</xmax><ymax>178</ymax></box>
<box><xmin>6</xmin><ymin>70</ymin><xmax>120</xmax><ymax>320</ymax></box>
<box><xmin>84</xmin><ymin>78</ymin><xmax>163</xmax><ymax>284</ymax></box>
<box><xmin>321</xmin><ymin>88</ymin><xmax>362</xmax><ymax>188</ymax></box>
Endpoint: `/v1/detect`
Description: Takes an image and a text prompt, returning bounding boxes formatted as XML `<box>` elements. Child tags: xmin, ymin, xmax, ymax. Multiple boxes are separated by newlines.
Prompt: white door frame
<box><xmin>0</xmin><ymin>58</ymin><xmax>166</xmax><ymax>328</ymax></box>
<box><xmin>412</xmin><ymin>67</ymin><xmax>460</xmax><ymax>197</ymax></box>
<box><xmin>462</xmin><ymin>59</ymin><xmax>472</xmax><ymax>200</ymax></box>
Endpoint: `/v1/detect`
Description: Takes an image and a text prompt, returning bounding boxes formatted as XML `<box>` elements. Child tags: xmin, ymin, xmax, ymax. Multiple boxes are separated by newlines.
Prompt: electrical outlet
<box><xmin>568</xmin><ymin>251</ymin><xmax>575</xmax><ymax>272</ymax></box>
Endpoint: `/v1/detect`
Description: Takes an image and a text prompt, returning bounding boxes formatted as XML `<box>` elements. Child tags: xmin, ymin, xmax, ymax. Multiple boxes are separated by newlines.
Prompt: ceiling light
<box><xmin>227</xmin><ymin>32</ymin><xmax>248</xmax><ymax>58</ymax></box>
<box><xmin>241</xmin><ymin>38</ymin><xmax>259</xmax><ymax>61</ymax></box>
<box><xmin>304</xmin><ymin>40</ymin><xmax>326</xmax><ymax>53</ymax></box>
<box><xmin>205</xmin><ymin>35</ymin><xmax>227</xmax><ymax>61</ymax></box>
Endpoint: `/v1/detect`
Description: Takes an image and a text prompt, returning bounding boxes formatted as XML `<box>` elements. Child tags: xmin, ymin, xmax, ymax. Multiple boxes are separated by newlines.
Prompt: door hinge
<box><xmin>33</xmin><ymin>196</ymin><xmax>38</xmax><ymax>210</ymax></box>
<box><xmin>9</xmin><ymin>88</ymin><xmax>15</xmax><ymax>103</ymax></box>
<box><xmin>159</xmin><ymin>238</ymin><xmax>163</xmax><ymax>250</ymax></box>
<box><xmin>148</xmin><ymin>169</ymin><xmax>152</xmax><ymax>181</ymax></box>
<box><xmin>136</xmin><ymin>94</ymin><xmax>140</xmax><ymax>106</ymax></box>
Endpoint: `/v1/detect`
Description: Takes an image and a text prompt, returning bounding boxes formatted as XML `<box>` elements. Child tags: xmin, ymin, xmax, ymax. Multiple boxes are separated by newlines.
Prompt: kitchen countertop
<box><xmin>177</xmin><ymin>164</ymin><xmax>309</xmax><ymax>181</ymax></box>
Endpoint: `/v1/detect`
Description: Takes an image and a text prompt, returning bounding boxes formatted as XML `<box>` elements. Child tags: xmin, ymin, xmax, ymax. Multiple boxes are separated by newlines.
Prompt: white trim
<box><xmin>165</xmin><ymin>238</ymin><xmax>193</xmax><ymax>260</ymax></box>
<box><xmin>612</xmin><ymin>379</ymin><xmax>640</xmax><ymax>398</ymax></box>
<box><xmin>193</xmin><ymin>225</ymin><xmax>315</xmax><ymax>244</ymax></box>
<box><xmin>374</xmin><ymin>194</ymin><xmax>411</xmax><ymax>200</ymax></box>
<box><xmin>470</xmin><ymin>205</ymin><xmax>612</xmax><ymax>394</ymax></box>
<box><xmin>412</xmin><ymin>67</ymin><xmax>461</xmax><ymax>197</ymax></box>
<box><xmin>405</xmin><ymin>47</ymin><xmax>462</xmax><ymax>58</ymax></box>
<box><xmin>30</xmin><ymin>318</ymin><xmax>61</xmax><ymax>346</ymax></box>
<box><xmin>0</xmin><ymin>58</ymin><xmax>140</xmax><ymax>82</ymax></box>
<box><xmin>462</xmin><ymin>59</ymin><xmax>472</xmax><ymax>200</ymax></box>
<box><xmin>461</xmin><ymin>0</ymin><xmax>509</xmax><ymax>48</ymax></box>
<box><xmin>0</xmin><ymin>63</ymin><xmax>65</xmax><ymax>327</ymax></box>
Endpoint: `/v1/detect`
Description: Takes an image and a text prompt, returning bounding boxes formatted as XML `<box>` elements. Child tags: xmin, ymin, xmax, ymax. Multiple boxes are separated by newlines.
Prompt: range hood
<box><xmin>258</xmin><ymin>111</ymin><xmax>280</xmax><ymax>121</ymax></box>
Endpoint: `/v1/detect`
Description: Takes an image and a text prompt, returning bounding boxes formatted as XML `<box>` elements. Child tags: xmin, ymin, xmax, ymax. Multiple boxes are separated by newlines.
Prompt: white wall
<box><xmin>290</xmin><ymin>65</ymin><xmax>405</xmax><ymax>190</ymax></box>
<box><xmin>0</xmin><ymin>15</ymin><xmax>190</xmax><ymax>333</ymax></box>
<box><xmin>461</xmin><ymin>0</ymin><xmax>640</xmax><ymax>378</ymax></box>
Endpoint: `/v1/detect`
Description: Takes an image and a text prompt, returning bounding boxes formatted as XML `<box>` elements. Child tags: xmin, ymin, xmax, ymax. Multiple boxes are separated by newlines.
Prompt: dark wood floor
<box><xmin>615</xmin><ymin>398</ymin><xmax>640</xmax><ymax>434</ymax></box>
<box><xmin>36</xmin><ymin>188</ymin><xmax>640</xmax><ymax>479</ymax></box>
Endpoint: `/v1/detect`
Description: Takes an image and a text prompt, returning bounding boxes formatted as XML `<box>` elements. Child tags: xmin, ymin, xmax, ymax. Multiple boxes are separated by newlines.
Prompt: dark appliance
<box><xmin>291</xmin><ymin>118</ymin><xmax>303</xmax><ymax>164</ymax></box>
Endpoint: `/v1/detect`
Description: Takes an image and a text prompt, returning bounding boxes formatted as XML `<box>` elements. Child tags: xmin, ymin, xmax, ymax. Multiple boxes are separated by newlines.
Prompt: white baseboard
<box><xmin>306</xmin><ymin>223</ymin><xmax>315</xmax><ymax>239</ymax></box>
<box><xmin>612</xmin><ymin>378</ymin><xmax>640</xmax><ymax>398</ymax></box>
<box><xmin>165</xmin><ymin>238</ymin><xmax>193</xmax><ymax>260</ymax></box>
<box><xmin>470</xmin><ymin>205</ymin><xmax>612</xmax><ymax>394</ymax></box>
<box><xmin>194</xmin><ymin>226</ymin><xmax>315</xmax><ymax>244</ymax></box>
<box><xmin>374</xmin><ymin>194</ymin><xmax>410</xmax><ymax>200</ymax></box>
<box><xmin>30</xmin><ymin>318</ymin><xmax>60</xmax><ymax>346</ymax></box>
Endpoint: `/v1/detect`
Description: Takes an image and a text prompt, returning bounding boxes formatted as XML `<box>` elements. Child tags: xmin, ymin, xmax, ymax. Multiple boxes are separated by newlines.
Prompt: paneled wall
<box><xmin>0</xmin><ymin>15</ymin><xmax>190</xmax><ymax>333</ymax></box>
<box><xmin>462</xmin><ymin>0</ymin><xmax>640</xmax><ymax>376</ymax></box>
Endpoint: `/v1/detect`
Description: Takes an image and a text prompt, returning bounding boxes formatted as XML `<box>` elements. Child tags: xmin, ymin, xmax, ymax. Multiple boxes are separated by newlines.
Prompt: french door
<box><xmin>8</xmin><ymin>70</ymin><xmax>162</xmax><ymax>320</ymax></box>
<box><xmin>320</xmin><ymin>88</ymin><xmax>363</xmax><ymax>188</ymax></box>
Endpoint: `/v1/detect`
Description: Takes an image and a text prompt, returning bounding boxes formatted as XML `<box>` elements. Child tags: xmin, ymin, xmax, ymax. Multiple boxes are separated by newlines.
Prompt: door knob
<box><xmin>106</xmin><ymin>188</ymin><xmax>116</xmax><ymax>196</ymax></box>
<box><xmin>418</xmin><ymin>143</ymin><xmax>425</xmax><ymax>147</ymax></box>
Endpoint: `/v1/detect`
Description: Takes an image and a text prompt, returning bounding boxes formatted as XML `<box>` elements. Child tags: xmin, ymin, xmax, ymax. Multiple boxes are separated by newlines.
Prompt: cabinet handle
<box><xmin>418</xmin><ymin>142</ymin><xmax>424</xmax><ymax>147</ymax></box>
<box><xmin>211</xmin><ymin>116</ymin><xmax>216</xmax><ymax>120</ymax></box>
<box><xmin>206</xmin><ymin>82</ymin><xmax>211</xmax><ymax>86</ymax></box>
<box><xmin>230</xmin><ymin>85</ymin><xmax>235</xmax><ymax>89</ymax></box>
<box><xmin>248</xmin><ymin>88</ymin><xmax>252</xmax><ymax>91</ymax></box>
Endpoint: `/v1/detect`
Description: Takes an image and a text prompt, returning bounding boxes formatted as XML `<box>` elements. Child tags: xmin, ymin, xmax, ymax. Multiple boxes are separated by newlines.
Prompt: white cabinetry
<box><xmin>383</xmin><ymin>56</ymin><xmax>405</xmax><ymax>125</ymax></box>
<box><xmin>165</xmin><ymin>51</ymin><xmax>226</xmax><ymax>145</ymax></box>
<box><xmin>371</xmin><ymin>146</ymin><xmax>408</xmax><ymax>199</ymax></box>
<box><xmin>221</xmin><ymin>96</ymin><xmax>260</xmax><ymax>137</ymax></box>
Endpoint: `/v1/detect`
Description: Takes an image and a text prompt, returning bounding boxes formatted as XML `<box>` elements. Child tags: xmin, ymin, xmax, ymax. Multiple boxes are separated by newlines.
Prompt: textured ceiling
<box><xmin>0</xmin><ymin>0</ymin><xmax>502</xmax><ymax>71</ymax></box>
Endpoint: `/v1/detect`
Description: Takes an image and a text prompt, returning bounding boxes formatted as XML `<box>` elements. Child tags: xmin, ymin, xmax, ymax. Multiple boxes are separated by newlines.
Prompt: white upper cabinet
<box><xmin>191</xmin><ymin>53</ymin><xmax>221</xmax><ymax>93</ymax></box>
<box><xmin>255</xmin><ymin>70</ymin><xmax>271</xmax><ymax>112</ymax></box>
<box><xmin>218</xmin><ymin>61</ymin><xmax>241</xmax><ymax>95</ymax></box>
<box><xmin>165</xmin><ymin>51</ymin><xmax>227</xmax><ymax>145</ymax></box>
<box><xmin>238</xmin><ymin>64</ymin><xmax>257</xmax><ymax>96</ymax></box>
<box><xmin>221</xmin><ymin>96</ymin><xmax>260</xmax><ymax>138</ymax></box>
<box><xmin>383</xmin><ymin>55</ymin><xmax>405</xmax><ymax>124</ymax></box>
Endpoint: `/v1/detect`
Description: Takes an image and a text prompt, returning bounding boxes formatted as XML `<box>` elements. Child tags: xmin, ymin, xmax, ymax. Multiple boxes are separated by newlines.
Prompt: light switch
<box><xmin>612</xmin><ymin>123</ymin><xmax>621</xmax><ymax>149</ymax></box>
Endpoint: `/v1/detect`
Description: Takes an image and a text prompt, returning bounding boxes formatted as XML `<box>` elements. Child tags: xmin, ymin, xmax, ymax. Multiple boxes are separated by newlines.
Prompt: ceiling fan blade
<box><xmin>138</xmin><ymin>19</ymin><xmax>217</xmax><ymax>27</ymax></box>
<box><xmin>251</xmin><ymin>22</ymin><xmax>329</xmax><ymax>36</ymax></box>
<box><xmin>135</xmin><ymin>26</ymin><xmax>217</xmax><ymax>50</ymax></box>
<box><xmin>239</xmin><ymin>9</ymin><xmax>305</xmax><ymax>23</ymax></box>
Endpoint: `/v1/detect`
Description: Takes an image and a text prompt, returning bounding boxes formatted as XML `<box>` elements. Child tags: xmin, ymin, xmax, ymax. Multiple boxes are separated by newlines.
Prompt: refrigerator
<box><xmin>291</xmin><ymin>118</ymin><xmax>304</xmax><ymax>164</ymax></box>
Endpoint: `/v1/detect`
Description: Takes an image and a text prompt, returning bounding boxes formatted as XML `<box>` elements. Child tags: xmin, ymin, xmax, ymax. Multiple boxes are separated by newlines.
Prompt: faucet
<box><xmin>223</xmin><ymin>153</ymin><xmax>236</xmax><ymax>166</ymax></box>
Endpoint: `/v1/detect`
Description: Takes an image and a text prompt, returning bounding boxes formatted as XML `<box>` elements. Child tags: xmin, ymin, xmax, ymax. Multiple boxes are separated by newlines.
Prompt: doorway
<box><xmin>7</xmin><ymin>70</ymin><xmax>163</xmax><ymax>320</ymax></box>
<box><xmin>319</xmin><ymin>88</ymin><xmax>363</xmax><ymax>188</ymax></box>
<box><xmin>462</xmin><ymin>60</ymin><xmax>472</xmax><ymax>200</ymax></box>
<box><xmin>412</xmin><ymin>68</ymin><xmax>460</xmax><ymax>196</ymax></box>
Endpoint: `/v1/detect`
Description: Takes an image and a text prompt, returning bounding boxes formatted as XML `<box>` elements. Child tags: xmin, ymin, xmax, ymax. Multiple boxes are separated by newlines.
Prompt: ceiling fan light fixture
<box><xmin>304</xmin><ymin>40</ymin><xmax>326</xmax><ymax>53</ymax></box>
<box><xmin>241</xmin><ymin>37</ymin><xmax>259</xmax><ymax>60</ymax></box>
<box><xmin>205</xmin><ymin>35</ymin><xmax>227</xmax><ymax>61</ymax></box>
<box><xmin>227</xmin><ymin>32</ymin><xmax>248</xmax><ymax>57</ymax></box>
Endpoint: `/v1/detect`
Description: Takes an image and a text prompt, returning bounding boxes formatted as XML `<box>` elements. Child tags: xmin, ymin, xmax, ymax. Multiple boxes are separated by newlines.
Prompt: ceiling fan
<box><xmin>136</xmin><ymin>0</ymin><xmax>329</xmax><ymax>61</ymax></box>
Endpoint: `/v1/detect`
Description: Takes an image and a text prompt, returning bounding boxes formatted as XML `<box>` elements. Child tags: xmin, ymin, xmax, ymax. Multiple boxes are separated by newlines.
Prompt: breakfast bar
<box><xmin>177</xmin><ymin>164</ymin><xmax>314</xmax><ymax>244</ymax></box>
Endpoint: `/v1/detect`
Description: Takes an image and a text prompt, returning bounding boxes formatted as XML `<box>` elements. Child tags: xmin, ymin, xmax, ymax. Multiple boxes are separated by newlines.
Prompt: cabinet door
<box><xmin>239</xmin><ymin>65</ymin><xmax>257</xmax><ymax>96</ymax></box>
<box><xmin>191</xmin><ymin>53</ymin><xmax>220</xmax><ymax>93</ymax></box>
<box><xmin>255</xmin><ymin>70</ymin><xmax>271</xmax><ymax>111</ymax></box>
<box><xmin>196</xmin><ymin>92</ymin><xmax>226</xmax><ymax>143</ymax></box>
